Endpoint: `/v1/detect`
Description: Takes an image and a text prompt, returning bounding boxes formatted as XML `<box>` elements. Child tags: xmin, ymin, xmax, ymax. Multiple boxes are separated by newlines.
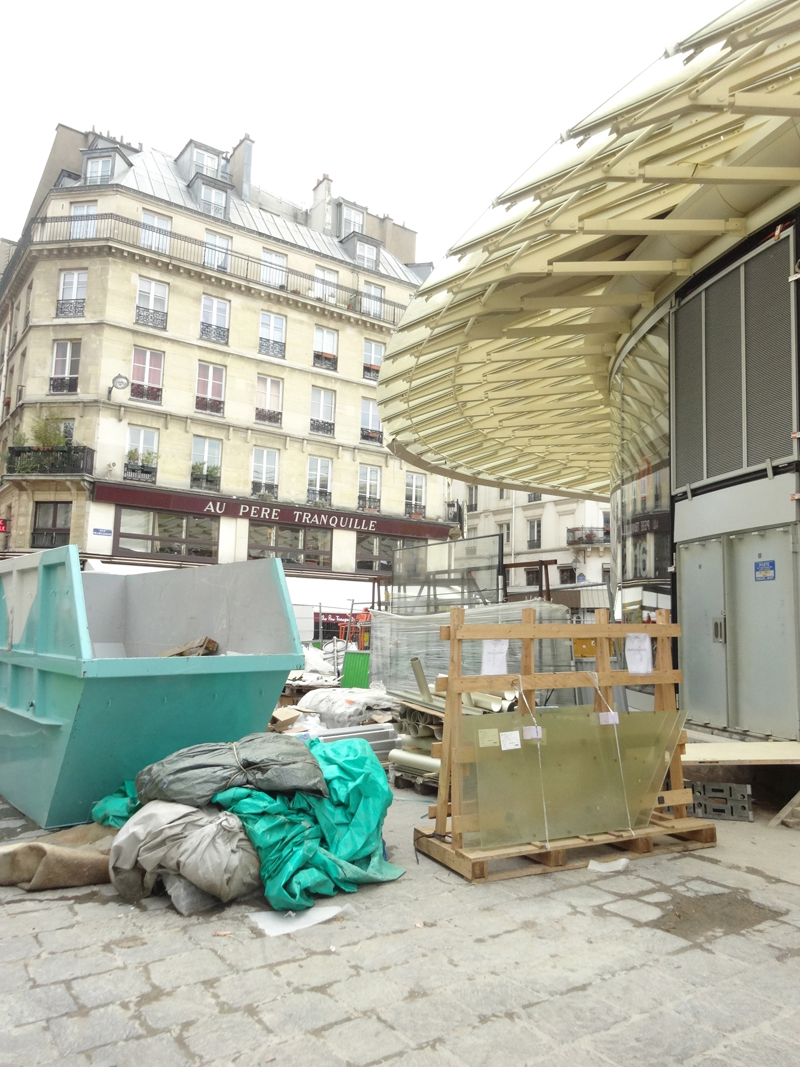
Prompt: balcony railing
<box><xmin>6</xmin><ymin>445</ymin><xmax>95</xmax><ymax>476</ymax></box>
<box><xmin>313</xmin><ymin>351</ymin><xmax>338</xmax><ymax>372</ymax></box>
<box><xmin>363</xmin><ymin>364</ymin><xmax>380</xmax><ymax>381</ymax></box>
<box><xmin>191</xmin><ymin>471</ymin><xmax>221</xmax><ymax>492</ymax></box>
<box><xmin>528</xmin><ymin>493</ymin><xmax>542</xmax><ymax>502</ymax></box>
<box><xmin>31</xmin><ymin>531</ymin><xmax>70</xmax><ymax>548</ymax></box>
<box><xmin>55</xmin><ymin>298</ymin><xmax>85</xmax><ymax>318</ymax></box>
<box><xmin>0</xmin><ymin>213</ymin><xmax>409</xmax><ymax>326</ymax></box>
<box><xmin>466</xmin><ymin>501</ymin><xmax>477</xmax><ymax>512</ymax></box>
<box><xmin>405</xmin><ymin>501</ymin><xmax>426</xmax><ymax>518</ymax></box>
<box><xmin>259</xmin><ymin>338</ymin><xmax>286</xmax><ymax>358</ymax></box>
<box><xmin>195</xmin><ymin>395</ymin><xmax>225</xmax><ymax>416</ymax></box>
<box><xmin>49</xmin><ymin>376</ymin><xmax>78</xmax><ymax>394</ymax></box>
<box><xmin>307</xmin><ymin>488</ymin><xmax>332</xmax><ymax>505</ymax></box>
<box><xmin>201</xmin><ymin>201</ymin><xmax>226</xmax><ymax>219</ymax></box>
<box><xmin>130</xmin><ymin>382</ymin><xmax>162</xmax><ymax>404</ymax></box>
<box><xmin>252</xmin><ymin>481</ymin><xmax>278</xmax><ymax>500</ymax></box>
<box><xmin>310</xmin><ymin>418</ymin><xmax>334</xmax><ymax>436</ymax></box>
<box><xmin>360</xmin><ymin>427</ymin><xmax>383</xmax><ymax>444</ymax></box>
<box><xmin>566</xmin><ymin>526</ymin><xmax>610</xmax><ymax>546</ymax></box>
<box><xmin>527</xmin><ymin>539</ymin><xmax>542</xmax><ymax>550</ymax></box>
<box><xmin>358</xmin><ymin>494</ymin><xmax>381</xmax><ymax>512</ymax></box>
<box><xmin>135</xmin><ymin>306</ymin><xmax>167</xmax><ymax>329</ymax></box>
<box><xmin>124</xmin><ymin>462</ymin><xmax>157</xmax><ymax>484</ymax></box>
<box><xmin>255</xmin><ymin>408</ymin><xmax>282</xmax><ymax>425</ymax></box>
<box><xmin>199</xmin><ymin>322</ymin><xmax>229</xmax><ymax>344</ymax></box>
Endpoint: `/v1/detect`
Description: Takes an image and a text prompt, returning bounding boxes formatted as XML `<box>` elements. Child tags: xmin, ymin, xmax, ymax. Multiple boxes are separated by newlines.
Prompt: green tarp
<box><xmin>91</xmin><ymin>781</ymin><xmax>141</xmax><ymax>828</ymax></box>
<box><xmin>214</xmin><ymin>737</ymin><xmax>403</xmax><ymax>910</ymax></box>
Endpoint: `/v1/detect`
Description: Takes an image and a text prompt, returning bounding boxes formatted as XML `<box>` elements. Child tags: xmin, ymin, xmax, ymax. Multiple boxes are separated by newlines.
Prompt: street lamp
<box><xmin>107</xmin><ymin>374</ymin><xmax>130</xmax><ymax>401</ymax></box>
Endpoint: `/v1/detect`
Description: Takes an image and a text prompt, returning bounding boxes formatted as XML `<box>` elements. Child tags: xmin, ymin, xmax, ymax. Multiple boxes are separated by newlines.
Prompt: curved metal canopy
<box><xmin>378</xmin><ymin>0</ymin><xmax>800</xmax><ymax>500</ymax></box>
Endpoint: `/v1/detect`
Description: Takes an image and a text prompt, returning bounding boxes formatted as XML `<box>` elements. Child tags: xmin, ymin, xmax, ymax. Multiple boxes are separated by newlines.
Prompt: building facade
<box><xmin>0</xmin><ymin>126</ymin><xmax>454</xmax><ymax>575</ymax></box>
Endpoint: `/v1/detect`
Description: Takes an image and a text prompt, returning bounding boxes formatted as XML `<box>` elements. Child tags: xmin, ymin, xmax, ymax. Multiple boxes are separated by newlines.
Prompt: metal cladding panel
<box><xmin>705</xmin><ymin>270</ymin><xmax>743</xmax><ymax>478</ymax></box>
<box><xmin>673</xmin><ymin>297</ymin><xmax>704</xmax><ymax>488</ymax></box>
<box><xmin>745</xmin><ymin>240</ymin><xmax>794</xmax><ymax>467</ymax></box>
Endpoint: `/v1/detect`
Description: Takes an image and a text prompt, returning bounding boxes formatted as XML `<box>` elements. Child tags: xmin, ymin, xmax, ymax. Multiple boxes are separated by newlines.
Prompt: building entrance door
<box><xmin>677</xmin><ymin>538</ymin><xmax>728</xmax><ymax>728</ymax></box>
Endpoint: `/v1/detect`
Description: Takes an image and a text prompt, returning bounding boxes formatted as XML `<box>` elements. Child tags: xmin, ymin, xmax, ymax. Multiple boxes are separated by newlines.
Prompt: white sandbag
<box><xmin>296</xmin><ymin>686</ymin><xmax>399</xmax><ymax>728</ymax></box>
<box><xmin>303</xmin><ymin>644</ymin><xmax>336</xmax><ymax>676</ymax></box>
<box><xmin>109</xmin><ymin>801</ymin><xmax>261</xmax><ymax>904</ymax></box>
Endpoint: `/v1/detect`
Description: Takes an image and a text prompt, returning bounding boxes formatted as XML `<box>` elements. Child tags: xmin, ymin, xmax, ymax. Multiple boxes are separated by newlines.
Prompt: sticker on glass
<box><xmin>478</xmin><ymin>728</ymin><xmax>500</xmax><ymax>748</ymax></box>
<box><xmin>499</xmin><ymin>730</ymin><xmax>521</xmax><ymax>751</ymax></box>
<box><xmin>599</xmin><ymin>710</ymin><xmax>619</xmax><ymax>725</ymax></box>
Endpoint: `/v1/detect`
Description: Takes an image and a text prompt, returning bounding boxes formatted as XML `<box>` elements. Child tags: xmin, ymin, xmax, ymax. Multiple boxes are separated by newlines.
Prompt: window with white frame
<box><xmin>200</xmin><ymin>295</ymin><xmax>230</xmax><ymax>342</ymax></box>
<box><xmin>356</xmin><ymin>242</ymin><xmax>376</xmax><ymax>269</ymax></box>
<box><xmin>256</xmin><ymin>375</ymin><xmax>282</xmax><ymax>423</ymax></box>
<box><xmin>59</xmin><ymin>271</ymin><xmax>87</xmax><ymax>301</ymax></box>
<box><xmin>359</xmin><ymin>464</ymin><xmax>381</xmax><ymax>504</ymax></box>
<box><xmin>191</xmin><ymin>435</ymin><xmax>222</xmax><ymax>478</ymax></box>
<box><xmin>127</xmin><ymin>426</ymin><xmax>159</xmax><ymax>467</ymax></box>
<box><xmin>467</xmin><ymin>484</ymin><xmax>478</xmax><ymax>511</ymax></box>
<box><xmin>363</xmin><ymin>282</ymin><xmax>384</xmax><ymax>317</ymax></box>
<box><xmin>314</xmin><ymin>326</ymin><xmax>338</xmax><ymax>356</ymax></box>
<box><xmin>196</xmin><ymin>362</ymin><xmax>225</xmax><ymax>415</ymax></box>
<box><xmin>314</xmin><ymin>267</ymin><xmax>338</xmax><ymax>303</ymax></box>
<box><xmin>70</xmin><ymin>202</ymin><xmax>97</xmax><ymax>240</ymax></box>
<box><xmin>528</xmin><ymin>518</ymin><xmax>542</xmax><ymax>549</ymax></box>
<box><xmin>363</xmin><ymin>340</ymin><xmax>384</xmax><ymax>368</ymax></box>
<box><xmin>342</xmin><ymin>206</ymin><xmax>364</xmax><ymax>236</ymax></box>
<box><xmin>204</xmin><ymin>231</ymin><xmax>230</xmax><ymax>270</ymax></box>
<box><xmin>310</xmin><ymin>387</ymin><xmax>335</xmax><ymax>432</ymax></box>
<box><xmin>194</xmin><ymin>149</ymin><xmax>218</xmax><ymax>177</ymax></box>
<box><xmin>261</xmin><ymin>249</ymin><xmax>288</xmax><ymax>288</ymax></box>
<box><xmin>137</xmin><ymin>278</ymin><xmax>168</xmax><ymax>312</ymax></box>
<box><xmin>499</xmin><ymin>522</ymin><xmax>511</xmax><ymax>545</ymax></box>
<box><xmin>405</xmin><ymin>472</ymin><xmax>426</xmax><ymax>514</ymax></box>
<box><xmin>141</xmin><ymin>211</ymin><xmax>170</xmax><ymax>253</ymax></box>
<box><xmin>308</xmin><ymin>456</ymin><xmax>332</xmax><ymax>494</ymax></box>
<box><xmin>131</xmin><ymin>347</ymin><xmax>164</xmax><ymax>403</ymax></box>
<box><xmin>360</xmin><ymin>398</ymin><xmax>382</xmax><ymax>441</ymax></box>
<box><xmin>51</xmin><ymin>341</ymin><xmax>81</xmax><ymax>391</ymax></box>
<box><xmin>201</xmin><ymin>185</ymin><xmax>226</xmax><ymax>218</ymax></box>
<box><xmin>253</xmin><ymin>447</ymin><xmax>279</xmax><ymax>491</ymax></box>
<box><xmin>86</xmin><ymin>157</ymin><xmax>111</xmax><ymax>185</ymax></box>
<box><xmin>259</xmin><ymin>311</ymin><xmax>286</xmax><ymax>358</ymax></box>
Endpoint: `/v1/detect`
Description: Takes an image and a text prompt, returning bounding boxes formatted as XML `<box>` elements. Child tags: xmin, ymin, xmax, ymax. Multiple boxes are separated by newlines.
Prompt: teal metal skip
<box><xmin>0</xmin><ymin>547</ymin><xmax>304</xmax><ymax>827</ymax></box>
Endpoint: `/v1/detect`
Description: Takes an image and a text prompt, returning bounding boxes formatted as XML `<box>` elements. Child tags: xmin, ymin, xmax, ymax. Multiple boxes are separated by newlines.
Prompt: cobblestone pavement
<box><xmin>2</xmin><ymin>790</ymin><xmax>800</xmax><ymax>1067</ymax></box>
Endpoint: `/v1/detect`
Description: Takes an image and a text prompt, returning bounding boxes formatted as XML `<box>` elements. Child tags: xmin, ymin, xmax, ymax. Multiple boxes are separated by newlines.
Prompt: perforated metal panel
<box><xmin>705</xmin><ymin>270</ymin><xmax>743</xmax><ymax>477</ymax></box>
<box><xmin>745</xmin><ymin>240</ymin><xmax>793</xmax><ymax>466</ymax></box>
<box><xmin>673</xmin><ymin>297</ymin><xmax>704</xmax><ymax>487</ymax></box>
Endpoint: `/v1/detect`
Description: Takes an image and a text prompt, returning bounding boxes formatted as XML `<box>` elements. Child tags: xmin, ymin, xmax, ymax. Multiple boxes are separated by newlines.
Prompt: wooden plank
<box><xmin>654</xmin><ymin>787</ymin><xmax>693</xmax><ymax>807</ymax></box>
<box><xmin>430</xmin><ymin>742</ymin><xmax>442</xmax><ymax>759</ymax></box>
<box><xmin>157</xmin><ymin>636</ymin><xmax>218</xmax><ymax>658</ymax></box>
<box><xmin>533</xmin><ymin>849</ymin><xmax>567</xmax><ymax>867</ymax></box>
<box><xmin>435</xmin><ymin>670</ymin><xmax>682</xmax><ymax>693</ymax></box>
<box><xmin>682</xmin><ymin>741</ymin><xmax>800</xmax><ymax>765</ymax></box>
<box><xmin>440</xmin><ymin>623</ymin><xmax>681</xmax><ymax>641</ymax></box>
<box><xmin>768</xmin><ymin>787</ymin><xmax>800</xmax><ymax>828</ymax></box>
<box><xmin>614</xmin><ymin>835</ymin><xmax>654</xmax><ymax>854</ymax></box>
<box><xmin>593</xmin><ymin>608</ymin><xmax>614</xmax><ymax>714</ymax></box>
<box><xmin>436</xmin><ymin>606</ymin><xmax>464</xmax><ymax>838</ymax></box>
<box><xmin>655</xmin><ymin>608</ymin><xmax>678</xmax><ymax>715</ymax></box>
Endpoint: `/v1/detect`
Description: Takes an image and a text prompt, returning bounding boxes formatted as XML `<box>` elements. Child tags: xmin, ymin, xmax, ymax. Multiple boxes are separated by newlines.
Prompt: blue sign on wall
<box><xmin>92</xmin><ymin>528</ymin><xmax>113</xmax><ymax>537</ymax></box>
<box><xmin>754</xmin><ymin>559</ymin><xmax>776</xmax><ymax>582</ymax></box>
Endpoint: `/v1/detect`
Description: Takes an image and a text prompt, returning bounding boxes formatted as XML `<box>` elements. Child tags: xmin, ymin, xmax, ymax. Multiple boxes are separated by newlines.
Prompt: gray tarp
<box><xmin>135</xmin><ymin>733</ymin><xmax>328</xmax><ymax>806</ymax></box>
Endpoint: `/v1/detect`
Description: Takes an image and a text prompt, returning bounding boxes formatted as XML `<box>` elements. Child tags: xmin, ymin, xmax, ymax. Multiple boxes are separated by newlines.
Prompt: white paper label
<box><xmin>599</xmin><ymin>710</ymin><xmax>619</xmax><ymax>725</ymax></box>
<box><xmin>478</xmin><ymin>728</ymin><xmax>500</xmax><ymax>748</ymax></box>
<box><xmin>523</xmin><ymin>724</ymin><xmax>543</xmax><ymax>740</ymax></box>
<box><xmin>625</xmin><ymin>633</ymin><xmax>653</xmax><ymax>675</ymax></box>
<box><xmin>481</xmin><ymin>638</ymin><xmax>509</xmax><ymax>676</ymax></box>
<box><xmin>499</xmin><ymin>730</ymin><xmax>521</xmax><ymax>751</ymax></box>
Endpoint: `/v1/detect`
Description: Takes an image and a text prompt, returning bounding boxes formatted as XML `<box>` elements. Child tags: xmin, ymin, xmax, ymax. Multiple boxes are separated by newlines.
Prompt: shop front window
<box><xmin>116</xmin><ymin>507</ymin><xmax>219</xmax><ymax>559</ymax></box>
<box><xmin>247</xmin><ymin>522</ymin><xmax>332</xmax><ymax>569</ymax></box>
<box><xmin>356</xmin><ymin>532</ymin><xmax>402</xmax><ymax>572</ymax></box>
<box><xmin>32</xmin><ymin>501</ymin><xmax>71</xmax><ymax>549</ymax></box>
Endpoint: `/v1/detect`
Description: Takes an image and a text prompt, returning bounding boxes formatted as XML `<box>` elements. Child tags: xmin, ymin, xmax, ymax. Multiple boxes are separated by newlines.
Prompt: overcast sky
<box><xmin>5</xmin><ymin>0</ymin><xmax>730</xmax><ymax>264</ymax></box>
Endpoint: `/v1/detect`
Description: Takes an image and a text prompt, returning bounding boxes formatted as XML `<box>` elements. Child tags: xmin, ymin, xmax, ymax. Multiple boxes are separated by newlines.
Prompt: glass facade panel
<box><xmin>115</xmin><ymin>507</ymin><xmax>219</xmax><ymax>559</ymax></box>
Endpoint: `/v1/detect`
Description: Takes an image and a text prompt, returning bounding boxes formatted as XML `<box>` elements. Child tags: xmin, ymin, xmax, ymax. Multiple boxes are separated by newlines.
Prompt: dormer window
<box><xmin>86</xmin><ymin>157</ymin><xmax>112</xmax><ymax>185</ymax></box>
<box><xmin>356</xmin><ymin>241</ymin><xmax>376</xmax><ymax>270</ymax></box>
<box><xmin>201</xmin><ymin>185</ymin><xmax>226</xmax><ymax>219</ymax></box>
<box><xmin>194</xmin><ymin>149</ymin><xmax>219</xmax><ymax>178</ymax></box>
<box><xmin>342</xmin><ymin>206</ymin><xmax>364</xmax><ymax>237</ymax></box>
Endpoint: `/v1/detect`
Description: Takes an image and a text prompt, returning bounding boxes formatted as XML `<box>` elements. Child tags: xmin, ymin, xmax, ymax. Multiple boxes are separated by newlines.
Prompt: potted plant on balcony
<box><xmin>205</xmin><ymin>464</ymin><xmax>221</xmax><ymax>487</ymax></box>
<box><xmin>31</xmin><ymin>417</ymin><xmax>66</xmax><ymax>450</ymax></box>
<box><xmin>141</xmin><ymin>450</ymin><xmax>158</xmax><ymax>473</ymax></box>
<box><xmin>126</xmin><ymin>448</ymin><xmax>141</xmax><ymax>467</ymax></box>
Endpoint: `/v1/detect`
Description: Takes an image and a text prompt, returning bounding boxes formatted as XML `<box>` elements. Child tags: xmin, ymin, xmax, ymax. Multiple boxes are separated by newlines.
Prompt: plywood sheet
<box><xmin>683</xmin><ymin>741</ymin><xmax>800</xmax><ymax>765</ymax></box>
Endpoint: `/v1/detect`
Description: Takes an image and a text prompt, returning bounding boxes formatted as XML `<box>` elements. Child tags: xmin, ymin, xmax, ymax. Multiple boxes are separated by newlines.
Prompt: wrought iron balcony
<box><xmin>358</xmin><ymin>494</ymin><xmax>381</xmax><ymax>513</ymax></box>
<box><xmin>31</xmin><ymin>531</ymin><xmax>70</xmax><ymax>548</ymax></box>
<box><xmin>527</xmin><ymin>539</ymin><xmax>542</xmax><ymax>550</ymax></box>
<box><xmin>363</xmin><ymin>364</ymin><xmax>380</xmax><ymax>381</ymax></box>
<box><xmin>49</xmin><ymin>376</ymin><xmax>78</xmax><ymax>394</ymax></box>
<box><xmin>310</xmin><ymin>418</ymin><xmax>334</xmax><ymax>436</ymax></box>
<box><xmin>528</xmin><ymin>493</ymin><xmax>542</xmax><ymax>502</ymax></box>
<box><xmin>195</xmin><ymin>395</ymin><xmax>225</xmax><ymax>416</ymax></box>
<box><xmin>466</xmin><ymin>501</ymin><xmax>477</xmax><ymax>512</ymax></box>
<box><xmin>360</xmin><ymin>427</ymin><xmax>383</xmax><ymax>444</ymax></box>
<box><xmin>55</xmin><ymin>298</ymin><xmax>85</xmax><ymax>318</ymax></box>
<box><xmin>124</xmin><ymin>462</ymin><xmax>157</xmax><ymax>484</ymax></box>
<box><xmin>191</xmin><ymin>471</ymin><xmax>221</xmax><ymax>492</ymax></box>
<box><xmin>566</xmin><ymin>526</ymin><xmax>610</xmax><ymax>546</ymax></box>
<box><xmin>199</xmin><ymin>322</ymin><xmax>229</xmax><ymax>344</ymax></box>
<box><xmin>313</xmin><ymin>351</ymin><xmax>338</xmax><ymax>372</ymax></box>
<box><xmin>405</xmin><ymin>501</ymin><xmax>426</xmax><ymax>518</ymax></box>
<box><xmin>255</xmin><ymin>408</ymin><xmax>282</xmax><ymax>426</ymax></box>
<box><xmin>307</xmin><ymin>488</ymin><xmax>332</xmax><ymax>505</ymax></box>
<box><xmin>201</xmin><ymin>201</ymin><xmax>225</xmax><ymax>219</ymax></box>
<box><xmin>259</xmin><ymin>337</ymin><xmax>286</xmax><ymax>358</ymax></box>
<box><xmin>130</xmin><ymin>382</ymin><xmax>162</xmax><ymax>404</ymax></box>
<box><xmin>252</xmin><ymin>481</ymin><xmax>279</xmax><ymax>500</ymax></box>
<box><xmin>135</xmin><ymin>306</ymin><xmax>167</xmax><ymax>329</ymax></box>
<box><xmin>6</xmin><ymin>444</ymin><xmax>94</xmax><ymax>476</ymax></box>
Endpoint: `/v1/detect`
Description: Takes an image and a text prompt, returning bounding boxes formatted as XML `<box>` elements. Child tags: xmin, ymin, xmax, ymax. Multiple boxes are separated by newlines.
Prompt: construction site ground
<box><xmin>1</xmin><ymin>790</ymin><xmax>799</xmax><ymax>1067</ymax></box>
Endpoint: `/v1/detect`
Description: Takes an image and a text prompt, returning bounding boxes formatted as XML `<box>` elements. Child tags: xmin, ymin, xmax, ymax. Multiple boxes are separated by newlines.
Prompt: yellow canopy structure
<box><xmin>378</xmin><ymin>0</ymin><xmax>800</xmax><ymax>501</ymax></box>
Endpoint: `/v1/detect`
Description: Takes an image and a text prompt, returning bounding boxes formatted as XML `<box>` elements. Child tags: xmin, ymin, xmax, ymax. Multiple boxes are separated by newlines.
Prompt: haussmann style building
<box><xmin>0</xmin><ymin>125</ymin><xmax>457</xmax><ymax>580</ymax></box>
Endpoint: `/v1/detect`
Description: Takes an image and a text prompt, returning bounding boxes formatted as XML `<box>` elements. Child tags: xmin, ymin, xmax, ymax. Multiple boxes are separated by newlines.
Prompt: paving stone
<box><xmin>139</xmin><ymin>984</ymin><xmax>218</xmax><ymax>1029</ymax></box>
<box><xmin>672</xmin><ymin>982</ymin><xmax>784</xmax><ymax>1034</ymax></box>
<box><xmin>604</xmin><ymin>899</ymin><xmax>663</xmax><ymax>923</ymax></box>
<box><xmin>593</xmin><ymin>966</ymin><xmax>670</xmax><ymax>1013</ymax></box>
<box><xmin>276</xmin><ymin>950</ymin><xmax>356</xmax><ymax>989</ymax></box>
<box><xmin>388</xmin><ymin>955</ymin><xmax>469</xmax><ymax>996</ymax></box>
<box><xmin>259</xmin><ymin>990</ymin><xmax>353</xmax><ymax>1036</ymax></box>
<box><xmin>250</xmin><ymin>1034</ymin><xmax>347</xmax><ymax>1067</ymax></box>
<box><xmin>148</xmin><ymin>947</ymin><xmax>230</xmax><ymax>990</ymax></box>
<box><xmin>378</xmin><ymin>992</ymin><xmax>479</xmax><ymax>1044</ymax></box>
<box><xmin>88</xmin><ymin>1033</ymin><xmax>191</xmax><ymax>1067</ymax></box>
<box><xmin>37</xmin><ymin>919</ymin><xmax>131</xmax><ymax>954</ymax></box>
<box><xmin>213</xmin><ymin>967</ymin><xmax>290</xmax><ymax>1008</ymax></box>
<box><xmin>0</xmin><ymin>933</ymin><xmax>40</xmax><ymax>963</ymax></box>
<box><xmin>69</xmin><ymin>966</ymin><xmax>152</xmax><ymax>1008</ymax></box>
<box><xmin>708</xmin><ymin>933</ymin><xmax>781</xmax><ymax>964</ymax></box>
<box><xmin>548</xmin><ymin>885</ymin><xmax>619</xmax><ymax>909</ymax></box>
<box><xmin>642</xmin><ymin>892</ymin><xmax>672</xmax><ymax>903</ymax></box>
<box><xmin>442</xmin><ymin>1016</ymin><xmax>551</xmax><ymax>1067</ymax></box>
<box><xmin>28</xmin><ymin>948</ymin><xmax>120</xmax><ymax>985</ymax></box>
<box><xmin>1</xmin><ymin>983</ymin><xmax>77</xmax><ymax>1026</ymax></box>
<box><xmin>329</xmin><ymin>970</ymin><xmax>413</xmax><ymax>1012</ymax></box>
<box><xmin>184</xmin><ymin>1011</ymin><xmax>268</xmax><ymax>1060</ymax></box>
<box><xmin>215</xmin><ymin>932</ymin><xmax>306</xmax><ymax>970</ymax></box>
<box><xmin>594</xmin><ymin>874</ymin><xmax>657</xmax><ymax>895</ymax></box>
<box><xmin>383</xmin><ymin>1049</ymin><xmax>470</xmax><ymax>1067</ymax></box>
<box><xmin>523</xmin><ymin>988</ymin><xmax>629</xmax><ymax>1042</ymax></box>
<box><xmin>0</xmin><ymin>1020</ymin><xmax>59</xmax><ymax>1066</ymax></box>
<box><xmin>443</xmin><ymin>973</ymin><xmax>543</xmax><ymax>1015</ymax></box>
<box><xmin>684</xmin><ymin>879</ymin><xmax>730</xmax><ymax>896</ymax></box>
<box><xmin>447</xmin><ymin>907</ymin><xmax>522</xmax><ymax>938</ymax></box>
<box><xmin>49</xmin><ymin>1004</ymin><xmax>143</xmax><ymax>1056</ymax></box>
<box><xmin>0</xmin><ymin>959</ymin><xmax>31</xmax><ymax>993</ymax></box>
<box><xmin>583</xmin><ymin>1008</ymin><xmax>720</xmax><ymax>1067</ymax></box>
<box><xmin>0</xmin><ymin>905</ymin><xmax>75</xmax><ymax>939</ymax></box>
<box><xmin>341</xmin><ymin>930</ymin><xmax>420</xmax><ymax>971</ymax></box>
<box><xmin>322</xmin><ymin>1015</ymin><xmax>410</xmax><ymax>1065</ymax></box>
<box><xmin>747</xmin><ymin>920</ymin><xmax>800</xmax><ymax>951</ymax></box>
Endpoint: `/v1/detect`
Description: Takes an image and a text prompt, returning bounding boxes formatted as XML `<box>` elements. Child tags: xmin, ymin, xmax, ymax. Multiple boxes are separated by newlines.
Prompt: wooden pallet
<box><xmin>419</xmin><ymin>606</ymin><xmax>716</xmax><ymax>883</ymax></box>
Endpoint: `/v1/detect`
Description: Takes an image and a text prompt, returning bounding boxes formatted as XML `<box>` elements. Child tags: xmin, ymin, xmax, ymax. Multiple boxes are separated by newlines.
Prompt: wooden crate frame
<box><xmin>414</xmin><ymin>606</ymin><xmax>716</xmax><ymax>882</ymax></box>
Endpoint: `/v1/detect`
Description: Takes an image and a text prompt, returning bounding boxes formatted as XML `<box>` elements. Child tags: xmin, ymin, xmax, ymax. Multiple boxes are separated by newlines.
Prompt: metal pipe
<box><xmin>410</xmin><ymin>657</ymin><xmax>433</xmax><ymax>700</ymax></box>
